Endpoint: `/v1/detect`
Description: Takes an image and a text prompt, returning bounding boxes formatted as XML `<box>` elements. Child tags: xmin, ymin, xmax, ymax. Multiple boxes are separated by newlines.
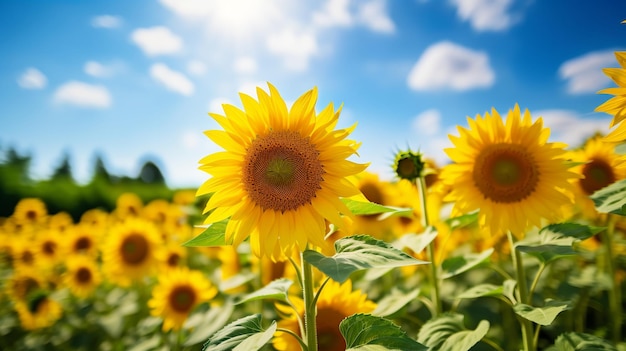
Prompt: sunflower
<box><xmin>113</xmin><ymin>192</ymin><xmax>143</xmax><ymax>220</ymax></box>
<box><xmin>351</xmin><ymin>171</ymin><xmax>399</xmax><ymax>240</ymax></box>
<box><xmin>102</xmin><ymin>218</ymin><xmax>164</xmax><ymax>287</ymax></box>
<box><xmin>14</xmin><ymin>294</ymin><xmax>63</xmax><ymax>330</ymax></box>
<box><xmin>198</xmin><ymin>83</ymin><xmax>366</xmax><ymax>261</ymax></box>
<box><xmin>595</xmin><ymin>51</ymin><xmax>626</xmax><ymax>143</ymax></box>
<box><xmin>148</xmin><ymin>267</ymin><xmax>217</xmax><ymax>331</ymax></box>
<box><xmin>568</xmin><ymin>136</ymin><xmax>626</xmax><ymax>218</ymax></box>
<box><xmin>48</xmin><ymin>211</ymin><xmax>73</xmax><ymax>233</ymax></box>
<box><xmin>5</xmin><ymin>268</ymin><xmax>46</xmax><ymax>302</ymax></box>
<box><xmin>63</xmin><ymin>255</ymin><xmax>102</xmax><ymax>299</ymax></box>
<box><xmin>12</xmin><ymin>198</ymin><xmax>48</xmax><ymax>228</ymax></box>
<box><xmin>10</xmin><ymin>237</ymin><xmax>40</xmax><ymax>273</ymax></box>
<box><xmin>65</xmin><ymin>223</ymin><xmax>100</xmax><ymax>258</ymax></box>
<box><xmin>35</xmin><ymin>229</ymin><xmax>63</xmax><ymax>267</ymax></box>
<box><xmin>273</xmin><ymin>280</ymin><xmax>377</xmax><ymax>351</ymax></box>
<box><xmin>441</xmin><ymin>105</ymin><xmax>576</xmax><ymax>237</ymax></box>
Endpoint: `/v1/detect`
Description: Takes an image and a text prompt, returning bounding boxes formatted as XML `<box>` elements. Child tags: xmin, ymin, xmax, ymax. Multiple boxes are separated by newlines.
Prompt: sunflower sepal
<box><xmin>202</xmin><ymin>313</ymin><xmax>277</xmax><ymax>351</ymax></box>
<box><xmin>340</xmin><ymin>313</ymin><xmax>428</xmax><ymax>351</ymax></box>
<box><xmin>302</xmin><ymin>234</ymin><xmax>429</xmax><ymax>283</ymax></box>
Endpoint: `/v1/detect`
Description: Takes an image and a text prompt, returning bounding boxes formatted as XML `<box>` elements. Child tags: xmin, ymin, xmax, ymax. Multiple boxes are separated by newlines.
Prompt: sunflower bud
<box><xmin>393</xmin><ymin>149</ymin><xmax>425</xmax><ymax>181</ymax></box>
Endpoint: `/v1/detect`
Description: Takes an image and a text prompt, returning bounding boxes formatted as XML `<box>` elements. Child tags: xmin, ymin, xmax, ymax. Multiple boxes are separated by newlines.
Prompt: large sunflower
<box><xmin>148</xmin><ymin>267</ymin><xmax>217</xmax><ymax>331</ymax></box>
<box><xmin>596</xmin><ymin>51</ymin><xmax>626</xmax><ymax>143</ymax></box>
<box><xmin>442</xmin><ymin>105</ymin><xmax>576</xmax><ymax>236</ymax></box>
<box><xmin>568</xmin><ymin>136</ymin><xmax>626</xmax><ymax>218</ymax></box>
<box><xmin>198</xmin><ymin>83</ymin><xmax>366</xmax><ymax>261</ymax></box>
<box><xmin>273</xmin><ymin>280</ymin><xmax>377</xmax><ymax>351</ymax></box>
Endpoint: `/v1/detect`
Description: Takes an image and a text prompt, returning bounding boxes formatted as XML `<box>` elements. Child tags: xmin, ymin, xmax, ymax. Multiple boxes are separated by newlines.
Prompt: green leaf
<box><xmin>203</xmin><ymin>314</ymin><xmax>275</xmax><ymax>351</ymax></box>
<box><xmin>514</xmin><ymin>300</ymin><xmax>570</xmax><ymax>326</ymax></box>
<box><xmin>342</xmin><ymin>198</ymin><xmax>412</xmax><ymax>217</ymax></box>
<box><xmin>184</xmin><ymin>219</ymin><xmax>228</xmax><ymax>247</ymax></box>
<box><xmin>184</xmin><ymin>303</ymin><xmax>235</xmax><ymax>346</ymax></box>
<box><xmin>234</xmin><ymin>278</ymin><xmax>293</xmax><ymax>305</ymax></box>
<box><xmin>540</xmin><ymin>223</ymin><xmax>605</xmax><ymax>241</ymax></box>
<box><xmin>340</xmin><ymin>314</ymin><xmax>427</xmax><ymax>351</ymax></box>
<box><xmin>516</xmin><ymin>244</ymin><xmax>577</xmax><ymax>264</ymax></box>
<box><xmin>546</xmin><ymin>332</ymin><xmax>617</xmax><ymax>351</ymax></box>
<box><xmin>503</xmin><ymin>279</ymin><xmax>518</xmax><ymax>305</ymax></box>
<box><xmin>372</xmin><ymin>288</ymin><xmax>420</xmax><ymax>317</ymax></box>
<box><xmin>303</xmin><ymin>235</ymin><xmax>428</xmax><ymax>283</ymax></box>
<box><xmin>439</xmin><ymin>320</ymin><xmax>490</xmax><ymax>351</ymax></box>
<box><xmin>456</xmin><ymin>284</ymin><xmax>503</xmax><ymax>299</ymax></box>
<box><xmin>445</xmin><ymin>212</ymin><xmax>478</xmax><ymax>230</ymax></box>
<box><xmin>441</xmin><ymin>248</ymin><xmax>493</xmax><ymax>279</ymax></box>
<box><xmin>396</xmin><ymin>226</ymin><xmax>437</xmax><ymax>254</ymax></box>
<box><xmin>591</xmin><ymin>178</ymin><xmax>626</xmax><ymax>216</ymax></box>
<box><xmin>417</xmin><ymin>313</ymin><xmax>487</xmax><ymax>350</ymax></box>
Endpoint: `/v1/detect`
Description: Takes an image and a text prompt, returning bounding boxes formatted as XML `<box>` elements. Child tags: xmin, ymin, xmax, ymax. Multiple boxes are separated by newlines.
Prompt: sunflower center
<box><xmin>22</xmin><ymin>251</ymin><xmax>34</xmax><ymax>264</ymax></box>
<box><xmin>167</xmin><ymin>253</ymin><xmax>180</xmax><ymax>267</ymax></box>
<box><xmin>243</xmin><ymin>131</ymin><xmax>324</xmax><ymax>212</ymax></box>
<box><xmin>26</xmin><ymin>210</ymin><xmax>37</xmax><ymax>221</ymax></box>
<box><xmin>360</xmin><ymin>183</ymin><xmax>384</xmax><ymax>219</ymax></box>
<box><xmin>580</xmin><ymin>158</ymin><xmax>615</xmax><ymax>195</ymax></box>
<box><xmin>75</xmin><ymin>237</ymin><xmax>92</xmax><ymax>252</ymax></box>
<box><xmin>473</xmin><ymin>143</ymin><xmax>539</xmax><ymax>203</ymax></box>
<box><xmin>75</xmin><ymin>267</ymin><xmax>93</xmax><ymax>284</ymax></box>
<box><xmin>120</xmin><ymin>233</ymin><xmax>149</xmax><ymax>265</ymax></box>
<box><xmin>169</xmin><ymin>285</ymin><xmax>196</xmax><ymax>313</ymax></box>
<box><xmin>316</xmin><ymin>307</ymin><xmax>346</xmax><ymax>351</ymax></box>
<box><xmin>43</xmin><ymin>241</ymin><xmax>57</xmax><ymax>255</ymax></box>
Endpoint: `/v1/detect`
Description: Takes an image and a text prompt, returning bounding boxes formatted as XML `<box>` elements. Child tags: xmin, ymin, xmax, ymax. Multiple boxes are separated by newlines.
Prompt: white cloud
<box><xmin>131</xmin><ymin>26</ymin><xmax>183</xmax><ymax>56</ymax></box>
<box><xmin>150</xmin><ymin>63</ymin><xmax>195</xmax><ymax>96</ymax></box>
<box><xmin>91</xmin><ymin>15</ymin><xmax>122</xmax><ymax>28</ymax></box>
<box><xmin>53</xmin><ymin>81</ymin><xmax>112</xmax><ymax>108</ymax></box>
<box><xmin>233</xmin><ymin>56</ymin><xmax>258</xmax><ymax>74</ymax></box>
<box><xmin>187</xmin><ymin>60</ymin><xmax>207</xmax><ymax>76</ymax></box>
<box><xmin>18</xmin><ymin>68</ymin><xmax>47</xmax><ymax>89</ymax></box>
<box><xmin>266</xmin><ymin>27</ymin><xmax>318</xmax><ymax>71</ymax></box>
<box><xmin>412</xmin><ymin>109</ymin><xmax>441</xmax><ymax>136</ymax></box>
<box><xmin>407</xmin><ymin>41</ymin><xmax>495</xmax><ymax>91</ymax></box>
<box><xmin>357</xmin><ymin>0</ymin><xmax>395</xmax><ymax>34</ymax></box>
<box><xmin>534</xmin><ymin>109</ymin><xmax>612</xmax><ymax>147</ymax></box>
<box><xmin>559</xmin><ymin>50</ymin><xmax>616</xmax><ymax>95</ymax></box>
<box><xmin>450</xmin><ymin>0</ymin><xmax>517</xmax><ymax>32</ymax></box>
<box><xmin>83</xmin><ymin>60</ymin><xmax>120</xmax><ymax>78</ymax></box>
<box><xmin>313</xmin><ymin>0</ymin><xmax>353</xmax><ymax>27</ymax></box>
<box><xmin>208</xmin><ymin>97</ymin><xmax>234</xmax><ymax>114</ymax></box>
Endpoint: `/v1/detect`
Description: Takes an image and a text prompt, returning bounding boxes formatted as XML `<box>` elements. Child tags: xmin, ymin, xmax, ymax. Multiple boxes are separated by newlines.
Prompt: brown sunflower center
<box><xmin>243</xmin><ymin>131</ymin><xmax>324</xmax><ymax>212</ymax></box>
<box><xmin>580</xmin><ymin>158</ymin><xmax>615</xmax><ymax>195</ymax></box>
<box><xmin>22</xmin><ymin>250</ymin><xmax>34</xmax><ymax>265</ymax></box>
<box><xmin>120</xmin><ymin>233</ymin><xmax>149</xmax><ymax>265</ymax></box>
<box><xmin>26</xmin><ymin>210</ymin><xmax>38</xmax><ymax>221</ymax></box>
<box><xmin>16</xmin><ymin>277</ymin><xmax>40</xmax><ymax>298</ymax></box>
<box><xmin>169</xmin><ymin>285</ymin><xmax>196</xmax><ymax>313</ymax></box>
<box><xmin>473</xmin><ymin>143</ymin><xmax>539</xmax><ymax>203</ymax></box>
<box><xmin>75</xmin><ymin>236</ymin><xmax>92</xmax><ymax>252</ymax></box>
<box><xmin>360</xmin><ymin>183</ymin><xmax>384</xmax><ymax>219</ymax></box>
<box><xmin>167</xmin><ymin>253</ymin><xmax>180</xmax><ymax>267</ymax></box>
<box><xmin>316</xmin><ymin>307</ymin><xmax>346</xmax><ymax>351</ymax></box>
<box><xmin>75</xmin><ymin>267</ymin><xmax>93</xmax><ymax>284</ymax></box>
<box><xmin>43</xmin><ymin>241</ymin><xmax>57</xmax><ymax>255</ymax></box>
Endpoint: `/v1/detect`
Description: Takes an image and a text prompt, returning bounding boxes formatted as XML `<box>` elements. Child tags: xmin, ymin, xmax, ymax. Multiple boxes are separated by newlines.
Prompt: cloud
<box><xmin>450</xmin><ymin>0</ymin><xmax>518</xmax><ymax>31</ymax></box>
<box><xmin>313</xmin><ymin>0</ymin><xmax>353</xmax><ymax>27</ymax></box>
<box><xmin>407</xmin><ymin>41</ymin><xmax>495</xmax><ymax>91</ymax></box>
<box><xmin>150</xmin><ymin>63</ymin><xmax>195</xmax><ymax>96</ymax></box>
<box><xmin>559</xmin><ymin>50</ymin><xmax>616</xmax><ymax>95</ymax></box>
<box><xmin>266</xmin><ymin>27</ymin><xmax>319</xmax><ymax>71</ymax></box>
<box><xmin>313</xmin><ymin>0</ymin><xmax>395</xmax><ymax>33</ymax></box>
<box><xmin>534</xmin><ymin>109</ymin><xmax>612</xmax><ymax>147</ymax></box>
<box><xmin>91</xmin><ymin>15</ymin><xmax>122</xmax><ymax>28</ymax></box>
<box><xmin>357</xmin><ymin>0</ymin><xmax>395</xmax><ymax>33</ymax></box>
<box><xmin>412</xmin><ymin>109</ymin><xmax>441</xmax><ymax>136</ymax></box>
<box><xmin>131</xmin><ymin>26</ymin><xmax>183</xmax><ymax>56</ymax></box>
<box><xmin>83</xmin><ymin>61</ymin><xmax>120</xmax><ymax>78</ymax></box>
<box><xmin>18</xmin><ymin>68</ymin><xmax>47</xmax><ymax>89</ymax></box>
<box><xmin>233</xmin><ymin>56</ymin><xmax>258</xmax><ymax>74</ymax></box>
<box><xmin>53</xmin><ymin>81</ymin><xmax>112</xmax><ymax>108</ymax></box>
<box><xmin>187</xmin><ymin>60</ymin><xmax>207</xmax><ymax>76</ymax></box>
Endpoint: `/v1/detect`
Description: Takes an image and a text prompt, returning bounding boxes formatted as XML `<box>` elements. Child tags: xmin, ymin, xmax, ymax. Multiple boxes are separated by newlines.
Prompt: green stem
<box><xmin>482</xmin><ymin>338</ymin><xmax>506</xmax><ymax>351</ymax></box>
<box><xmin>416</xmin><ymin>176</ymin><xmax>441</xmax><ymax>316</ymax></box>
<box><xmin>507</xmin><ymin>232</ymin><xmax>535</xmax><ymax>351</ymax></box>
<box><xmin>278</xmin><ymin>327</ymin><xmax>308</xmax><ymax>351</ymax></box>
<box><xmin>528</xmin><ymin>263</ymin><xmax>546</xmax><ymax>298</ymax></box>
<box><xmin>601</xmin><ymin>215</ymin><xmax>622</xmax><ymax>344</ymax></box>
<box><xmin>301</xmin><ymin>252</ymin><xmax>318</xmax><ymax>351</ymax></box>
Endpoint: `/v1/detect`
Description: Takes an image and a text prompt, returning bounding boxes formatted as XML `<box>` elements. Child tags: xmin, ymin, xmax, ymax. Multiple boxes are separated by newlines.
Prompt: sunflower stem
<box><xmin>415</xmin><ymin>176</ymin><xmax>441</xmax><ymax>316</ymax></box>
<box><xmin>602</xmin><ymin>214</ymin><xmax>622</xmax><ymax>344</ymax></box>
<box><xmin>301</xmin><ymin>251</ymin><xmax>318</xmax><ymax>351</ymax></box>
<box><xmin>507</xmin><ymin>232</ymin><xmax>535</xmax><ymax>351</ymax></box>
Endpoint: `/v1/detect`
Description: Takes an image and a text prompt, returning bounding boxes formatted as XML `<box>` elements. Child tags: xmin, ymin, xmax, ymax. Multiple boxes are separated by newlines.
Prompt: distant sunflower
<box><xmin>595</xmin><ymin>51</ymin><xmax>626</xmax><ymax>143</ymax></box>
<box><xmin>65</xmin><ymin>224</ymin><xmax>99</xmax><ymax>258</ymax></box>
<box><xmin>442</xmin><ymin>105</ymin><xmax>576</xmax><ymax>236</ymax></box>
<box><xmin>48</xmin><ymin>212</ymin><xmax>73</xmax><ymax>233</ymax></box>
<box><xmin>351</xmin><ymin>171</ymin><xmax>398</xmax><ymax>240</ymax></box>
<box><xmin>102</xmin><ymin>218</ymin><xmax>163</xmax><ymax>286</ymax></box>
<box><xmin>5</xmin><ymin>268</ymin><xmax>46</xmax><ymax>302</ymax></box>
<box><xmin>14</xmin><ymin>293</ymin><xmax>62</xmax><ymax>330</ymax></box>
<box><xmin>568</xmin><ymin>137</ymin><xmax>626</xmax><ymax>218</ymax></box>
<box><xmin>36</xmin><ymin>229</ymin><xmax>63</xmax><ymax>267</ymax></box>
<box><xmin>114</xmin><ymin>192</ymin><xmax>143</xmax><ymax>219</ymax></box>
<box><xmin>63</xmin><ymin>255</ymin><xmax>102</xmax><ymax>299</ymax></box>
<box><xmin>148</xmin><ymin>267</ymin><xmax>217</xmax><ymax>331</ymax></box>
<box><xmin>198</xmin><ymin>83</ymin><xmax>366</xmax><ymax>261</ymax></box>
<box><xmin>10</xmin><ymin>237</ymin><xmax>40</xmax><ymax>273</ymax></box>
<box><xmin>12</xmin><ymin>198</ymin><xmax>48</xmax><ymax>227</ymax></box>
<box><xmin>273</xmin><ymin>280</ymin><xmax>377</xmax><ymax>351</ymax></box>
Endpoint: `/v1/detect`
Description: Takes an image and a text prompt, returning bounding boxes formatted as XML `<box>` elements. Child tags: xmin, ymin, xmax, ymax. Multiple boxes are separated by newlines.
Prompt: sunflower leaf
<box><xmin>303</xmin><ymin>235</ymin><xmax>428</xmax><ymax>283</ymax></box>
<box><xmin>183</xmin><ymin>219</ymin><xmax>229</xmax><ymax>247</ymax></box>
<box><xmin>516</xmin><ymin>244</ymin><xmax>577</xmax><ymax>264</ymax></box>
<box><xmin>441</xmin><ymin>248</ymin><xmax>493</xmax><ymax>279</ymax></box>
<box><xmin>184</xmin><ymin>303</ymin><xmax>235</xmax><ymax>346</ymax></box>
<box><xmin>590</xmin><ymin>178</ymin><xmax>626</xmax><ymax>216</ymax></box>
<box><xmin>372</xmin><ymin>288</ymin><xmax>420</xmax><ymax>317</ymax></box>
<box><xmin>513</xmin><ymin>300</ymin><xmax>570</xmax><ymax>326</ymax></box>
<box><xmin>445</xmin><ymin>211</ymin><xmax>478</xmax><ymax>230</ymax></box>
<box><xmin>341</xmin><ymin>313</ymin><xmax>428</xmax><ymax>351</ymax></box>
<box><xmin>456</xmin><ymin>284</ymin><xmax>503</xmax><ymax>300</ymax></box>
<box><xmin>417</xmin><ymin>313</ymin><xmax>489</xmax><ymax>350</ymax></box>
<box><xmin>396</xmin><ymin>226</ymin><xmax>438</xmax><ymax>254</ymax></box>
<box><xmin>545</xmin><ymin>332</ymin><xmax>617</xmax><ymax>351</ymax></box>
<box><xmin>539</xmin><ymin>223</ymin><xmax>605</xmax><ymax>241</ymax></box>
<box><xmin>233</xmin><ymin>278</ymin><xmax>293</xmax><ymax>305</ymax></box>
<box><xmin>202</xmin><ymin>314</ymin><xmax>276</xmax><ymax>351</ymax></box>
<box><xmin>342</xmin><ymin>198</ymin><xmax>412</xmax><ymax>217</ymax></box>
<box><xmin>439</xmin><ymin>320</ymin><xmax>491</xmax><ymax>351</ymax></box>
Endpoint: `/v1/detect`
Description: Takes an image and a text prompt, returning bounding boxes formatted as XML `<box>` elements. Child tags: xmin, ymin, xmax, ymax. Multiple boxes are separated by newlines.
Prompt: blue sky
<box><xmin>1</xmin><ymin>0</ymin><xmax>625</xmax><ymax>188</ymax></box>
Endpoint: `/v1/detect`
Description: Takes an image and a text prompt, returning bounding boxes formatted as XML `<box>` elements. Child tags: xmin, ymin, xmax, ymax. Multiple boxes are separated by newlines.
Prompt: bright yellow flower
<box><xmin>442</xmin><ymin>105</ymin><xmax>577</xmax><ymax>237</ymax></box>
<box><xmin>63</xmin><ymin>255</ymin><xmax>102</xmax><ymax>299</ymax></box>
<box><xmin>64</xmin><ymin>223</ymin><xmax>100</xmax><ymax>258</ymax></box>
<box><xmin>273</xmin><ymin>280</ymin><xmax>377</xmax><ymax>351</ymax></box>
<box><xmin>148</xmin><ymin>267</ymin><xmax>217</xmax><ymax>331</ymax></box>
<box><xmin>5</xmin><ymin>268</ymin><xmax>47</xmax><ymax>302</ymax></box>
<box><xmin>102</xmin><ymin>218</ymin><xmax>164</xmax><ymax>287</ymax></box>
<box><xmin>14</xmin><ymin>295</ymin><xmax>62</xmax><ymax>330</ymax></box>
<box><xmin>568</xmin><ymin>136</ymin><xmax>626</xmax><ymax>218</ymax></box>
<box><xmin>113</xmin><ymin>192</ymin><xmax>143</xmax><ymax>220</ymax></box>
<box><xmin>48</xmin><ymin>211</ymin><xmax>73</xmax><ymax>233</ymax></box>
<box><xmin>198</xmin><ymin>83</ymin><xmax>366</xmax><ymax>261</ymax></box>
<box><xmin>12</xmin><ymin>198</ymin><xmax>48</xmax><ymax>227</ymax></box>
<box><xmin>595</xmin><ymin>52</ymin><xmax>626</xmax><ymax>143</ymax></box>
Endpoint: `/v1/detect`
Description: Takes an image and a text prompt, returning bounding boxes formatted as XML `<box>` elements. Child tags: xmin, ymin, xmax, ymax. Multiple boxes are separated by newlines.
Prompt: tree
<box><xmin>138</xmin><ymin>160</ymin><xmax>165</xmax><ymax>184</ymax></box>
<box><xmin>51</xmin><ymin>152</ymin><xmax>73</xmax><ymax>181</ymax></box>
<box><xmin>91</xmin><ymin>153</ymin><xmax>111</xmax><ymax>183</ymax></box>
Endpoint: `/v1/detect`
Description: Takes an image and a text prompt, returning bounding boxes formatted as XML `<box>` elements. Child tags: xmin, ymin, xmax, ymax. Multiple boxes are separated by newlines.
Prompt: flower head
<box><xmin>595</xmin><ymin>51</ymin><xmax>626</xmax><ymax>143</ymax></box>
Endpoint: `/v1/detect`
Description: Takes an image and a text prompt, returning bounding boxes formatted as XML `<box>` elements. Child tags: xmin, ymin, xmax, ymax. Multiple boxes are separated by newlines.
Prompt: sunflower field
<box><xmin>2</xmin><ymin>53</ymin><xmax>626</xmax><ymax>351</ymax></box>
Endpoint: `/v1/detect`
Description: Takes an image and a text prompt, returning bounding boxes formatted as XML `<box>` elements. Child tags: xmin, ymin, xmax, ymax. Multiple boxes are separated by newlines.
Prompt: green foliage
<box><xmin>591</xmin><ymin>178</ymin><xmax>626</xmax><ymax>216</ymax></box>
<box><xmin>234</xmin><ymin>278</ymin><xmax>293</xmax><ymax>305</ymax></box>
<box><xmin>513</xmin><ymin>300</ymin><xmax>570</xmax><ymax>326</ymax></box>
<box><xmin>416</xmin><ymin>313</ymin><xmax>489</xmax><ymax>351</ymax></box>
<box><xmin>202</xmin><ymin>314</ymin><xmax>276</xmax><ymax>351</ymax></box>
<box><xmin>340</xmin><ymin>314</ymin><xmax>427</xmax><ymax>351</ymax></box>
<box><xmin>183</xmin><ymin>219</ymin><xmax>228</xmax><ymax>247</ymax></box>
<box><xmin>546</xmin><ymin>332</ymin><xmax>617</xmax><ymax>351</ymax></box>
